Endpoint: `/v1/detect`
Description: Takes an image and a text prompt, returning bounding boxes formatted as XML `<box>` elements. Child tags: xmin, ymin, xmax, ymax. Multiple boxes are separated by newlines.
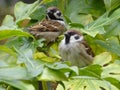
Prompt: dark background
<box><xmin>0</xmin><ymin>0</ymin><xmax>36</xmax><ymax>25</ymax></box>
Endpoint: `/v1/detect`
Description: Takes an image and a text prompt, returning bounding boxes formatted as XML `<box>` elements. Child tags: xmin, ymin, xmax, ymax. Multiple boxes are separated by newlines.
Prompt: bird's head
<box><xmin>46</xmin><ymin>7</ymin><xmax>63</xmax><ymax>21</ymax></box>
<box><xmin>64</xmin><ymin>30</ymin><xmax>84</xmax><ymax>44</ymax></box>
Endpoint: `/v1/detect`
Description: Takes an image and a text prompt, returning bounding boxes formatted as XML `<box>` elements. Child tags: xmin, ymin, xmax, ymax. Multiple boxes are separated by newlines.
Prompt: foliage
<box><xmin>1</xmin><ymin>0</ymin><xmax>120</xmax><ymax>90</ymax></box>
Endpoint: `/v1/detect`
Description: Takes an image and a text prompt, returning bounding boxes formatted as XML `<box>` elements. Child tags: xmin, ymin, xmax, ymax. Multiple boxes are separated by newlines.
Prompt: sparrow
<box><xmin>28</xmin><ymin>7</ymin><xmax>66</xmax><ymax>43</ymax></box>
<box><xmin>59</xmin><ymin>30</ymin><xmax>94</xmax><ymax>67</ymax></box>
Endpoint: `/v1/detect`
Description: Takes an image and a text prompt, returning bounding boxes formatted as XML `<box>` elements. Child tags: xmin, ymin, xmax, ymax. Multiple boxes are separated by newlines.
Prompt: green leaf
<box><xmin>57</xmin><ymin>77</ymin><xmax>118</xmax><ymax>90</ymax></box>
<box><xmin>79</xmin><ymin>65</ymin><xmax>102</xmax><ymax>78</ymax></box>
<box><xmin>2</xmin><ymin>80</ymin><xmax>35</xmax><ymax>90</ymax></box>
<box><xmin>84</xmin><ymin>8</ymin><xmax>120</xmax><ymax>37</ymax></box>
<box><xmin>2</xmin><ymin>15</ymin><xmax>15</xmax><ymax>26</ymax></box>
<box><xmin>0</xmin><ymin>15</ymin><xmax>17</xmax><ymax>30</ymax></box>
<box><xmin>38</xmin><ymin>67</ymin><xmax>67</xmax><ymax>81</ymax></box>
<box><xmin>96</xmin><ymin>37</ymin><xmax>120</xmax><ymax>56</ymax></box>
<box><xmin>111</xmin><ymin>0</ymin><xmax>120</xmax><ymax>10</ymax></box>
<box><xmin>93</xmin><ymin>52</ymin><xmax>112</xmax><ymax>66</ymax></box>
<box><xmin>65</xmin><ymin>0</ymin><xmax>105</xmax><ymax>19</ymax></box>
<box><xmin>0</xmin><ymin>46</ymin><xmax>16</xmax><ymax>57</ymax></box>
<box><xmin>30</xmin><ymin>6</ymin><xmax>46</xmax><ymax>21</ymax></box>
<box><xmin>102</xmin><ymin>60</ymin><xmax>120</xmax><ymax>82</ymax></box>
<box><xmin>0</xmin><ymin>51</ymin><xmax>17</xmax><ymax>66</ymax></box>
<box><xmin>0</xmin><ymin>87</ymin><xmax>5</xmax><ymax>90</ymax></box>
<box><xmin>14</xmin><ymin>1</ymin><xmax>40</xmax><ymax>24</ymax></box>
<box><xmin>69</xmin><ymin>23</ymin><xmax>84</xmax><ymax>28</ymax></box>
<box><xmin>104</xmin><ymin>20</ymin><xmax>120</xmax><ymax>38</ymax></box>
<box><xmin>0</xmin><ymin>30</ymin><xmax>34</xmax><ymax>40</ymax></box>
<box><xmin>17</xmin><ymin>49</ymin><xmax>44</xmax><ymax>77</ymax></box>
<box><xmin>0</xmin><ymin>66</ymin><xmax>29</xmax><ymax>80</ymax></box>
<box><xmin>40</xmin><ymin>0</ymin><xmax>54</xmax><ymax>4</ymax></box>
<box><xmin>104</xmin><ymin>0</ymin><xmax>111</xmax><ymax>11</ymax></box>
<box><xmin>104</xmin><ymin>77</ymin><xmax>120</xmax><ymax>89</ymax></box>
<box><xmin>46</xmin><ymin>62</ymin><xmax>79</xmax><ymax>75</ymax></box>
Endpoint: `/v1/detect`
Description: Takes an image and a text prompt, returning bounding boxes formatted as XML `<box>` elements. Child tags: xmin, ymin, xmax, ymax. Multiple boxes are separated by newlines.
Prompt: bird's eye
<box><xmin>74</xmin><ymin>35</ymin><xmax>80</xmax><ymax>40</ymax></box>
<box><xmin>57</xmin><ymin>12</ymin><xmax>61</xmax><ymax>16</ymax></box>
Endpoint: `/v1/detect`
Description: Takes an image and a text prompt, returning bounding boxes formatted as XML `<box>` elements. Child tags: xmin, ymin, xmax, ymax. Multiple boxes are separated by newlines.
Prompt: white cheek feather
<box><xmin>70</xmin><ymin>35</ymin><xmax>83</xmax><ymax>43</ymax></box>
<box><xmin>54</xmin><ymin>11</ymin><xmax>60</xmax><ymax>18</ymax></box>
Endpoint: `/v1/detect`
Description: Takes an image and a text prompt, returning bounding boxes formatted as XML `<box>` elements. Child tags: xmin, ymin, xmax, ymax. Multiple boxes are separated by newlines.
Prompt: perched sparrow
<box><xmin>28</xmin><ymin>7</ymin><xmax>66</xmax><ymax>43</ymax></box>
<box><xmin>59</xmin><ymin>30</ymin><xmax>94</xmax><ymax>67</ymax></box>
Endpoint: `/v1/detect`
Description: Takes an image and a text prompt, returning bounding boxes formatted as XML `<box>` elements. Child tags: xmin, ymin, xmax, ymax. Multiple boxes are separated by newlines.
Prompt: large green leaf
<box><xmin>93</xmin><ymin>52</ymin><xmax>120</xmax><ymax>89</ymax></box>
<box><xmin>0</xmin><ymin>15</ymin><xmax>17</xmax><ymax>30</ymax></box>
<box><xmin>111</xmin><ymin>0</ymin><xmax>120</xmax><ymax>10</ymax></box>
<box><xmin>102</xmin><ymin>60</ymin><xmax>120</xmax><ymax>81</ymax></box>
<box><xmin>0</xmin><ymin>45</ymin><xmax>16</xmax><ymax>57</ymax></box>
<box><xmin>2</xmin><ymin>80</ymin><xmax>35</xmax><ymax>90</ymax></box>
<box><xmin>0</xmin><ymin>66</ymin><xmax>29</xmax><ymax>80</ymax></box>
<box><xmin>14</xmin><ymin>1</ymin><xmax>39</xmax><ymax>22</ymax></box>
<box><xmin>93</xmin><ymin>52</ymin><xmax>112</xmax><ymax>66</ymax></box>
<box><xmin>104</xmin><ymin>20</ymin><xmax>120</xmax><ymax>38</ymax></box>
<box><xmin>14</xmin><ymin>0</ymin><xmax>54</xmax><ymax>26</ymax></box>
<box><xmin>96</xmin><ymin>37</ymin><xmax>120</xmax><ymax>56</ymax></box>
<box><xmin>104</xmin><ymin>0</ymin><xmax>111</xmax><ymax>11</ymax></box>
<box><xmin>57</xmin><ymin>77</ymin><xmax>118</xmax><ymax>90</ymax></box>
<box><xmin>79</xmin><ymin>65</ymin><xmax>102</xmax><ymax>78</ymax></box>
<box><xmin>17</xmin><ymin>48</ymin><xmax>44</xmax><ymax>77</ymax></box>
<box><xmin>84</xmin><ymin>8</ymin><xmax>120</xmax><ymax>37</ymax></box>
<box><xmin>2</xmin><ymin>15</ymin><xmax>15</xmax><ymax>27</ymax></box>
<box><xmin>0</xmin><ymin>30</ymin><xmax>34</xmax><ymax>40</ymax></box>
<box><xmin>38</xmin><ymin>67</ymin><xmax>68</xmax><ymax>81</ymax></box>
<box><xmin>65</xmin><ymin>0</ymin><xmax>105</xmax><ymax>19</ymax></box>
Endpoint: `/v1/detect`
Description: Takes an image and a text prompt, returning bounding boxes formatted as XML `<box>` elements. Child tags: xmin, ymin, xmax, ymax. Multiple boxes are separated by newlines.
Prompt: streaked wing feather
<box><xmin>81</xmin><ymin>41</ymin><xmax>94</xmax><ymax>57</ymax></box>
<box><xmin>28</xmin><ymin>20</ymin><xmax>65</xmax><ymax>39</ymax></box>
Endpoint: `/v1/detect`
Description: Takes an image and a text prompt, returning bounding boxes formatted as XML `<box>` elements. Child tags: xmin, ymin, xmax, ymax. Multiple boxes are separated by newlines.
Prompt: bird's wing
<box><xmin>81</xmin><ymin>41</ymin><xmax>94</xmax><ymax>57</ymax></box>
<box><xmin>28</xmin><ymin>20</ymin><xmax>66</xmax><ymax>39</ymax></box>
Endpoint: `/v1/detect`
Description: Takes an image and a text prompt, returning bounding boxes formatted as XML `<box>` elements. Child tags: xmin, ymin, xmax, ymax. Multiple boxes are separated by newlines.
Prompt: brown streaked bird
<box><xmin>59</xmin><ymin>30</ymin><xmax>94</xmax><ymax>67</ymax></box>
<box><xmin>28</xmin><ymin>7</ymin><xmax>66</xmax><ymax>43</ymax></box>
